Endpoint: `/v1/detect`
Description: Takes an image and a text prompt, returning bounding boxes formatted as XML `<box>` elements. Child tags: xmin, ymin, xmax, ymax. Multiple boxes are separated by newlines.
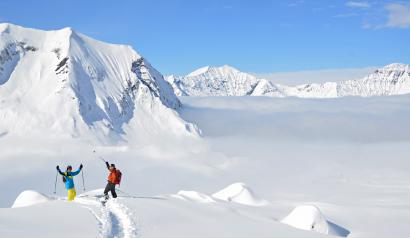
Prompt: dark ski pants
<box><xmin>104</xmin><ymin>182</ymin><xmax>117</xmax><ymax>198</ymax></box>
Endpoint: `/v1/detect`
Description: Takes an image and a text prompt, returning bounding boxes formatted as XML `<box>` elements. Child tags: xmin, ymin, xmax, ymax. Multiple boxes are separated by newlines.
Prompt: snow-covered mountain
<box><xmin>166</xmin><ymin>65</ymin><xmax>284</xmax><ymax>97</ymax></box>
<box><xmin>166</xmin><ymin>63</ymin><xmax>410</xmax><ymax>98</ymax></box>
<box><xmin>0</xmin><ymin>23</ymin><xmax>199</xmax><ymax>143</ymax></box>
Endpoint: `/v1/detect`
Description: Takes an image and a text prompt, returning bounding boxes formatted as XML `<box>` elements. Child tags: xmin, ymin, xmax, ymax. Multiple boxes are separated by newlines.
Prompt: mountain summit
<box><xmin>166</xmin><ymin>65</ymin><xmax>283</xmax><ymax>97</ymax></box>
<box><xmin>0</xmin><ymin>23</ymin><xmax>199</xmax><ymax>143</ymax></box>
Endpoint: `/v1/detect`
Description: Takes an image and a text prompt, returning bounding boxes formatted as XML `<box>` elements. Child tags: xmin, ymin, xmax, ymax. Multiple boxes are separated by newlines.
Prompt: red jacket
<box><xmin>108</xmin><ymin>169</ymin><xmax>117</xmax><ymax>184</ymax></box>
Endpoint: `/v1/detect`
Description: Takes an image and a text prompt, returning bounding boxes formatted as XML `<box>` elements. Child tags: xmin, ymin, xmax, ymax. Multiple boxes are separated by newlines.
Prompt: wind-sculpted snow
<box><xmin>167</xmin><ymin>64</ymin><xmax>410</xmax><ymax>98</ymax></box>
<box><xmin>0</xmin><ymin>23</ymin><xmax>199</xmax><ymax>143</ymax></box>
<box><xmin>281</xmin><ymin>205</ymin><xmax>350</xmax><ymax>237</ymax></box>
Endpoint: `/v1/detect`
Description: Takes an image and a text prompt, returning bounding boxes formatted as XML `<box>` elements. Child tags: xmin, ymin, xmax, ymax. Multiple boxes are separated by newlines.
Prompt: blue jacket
<box><xmin>58</xmin><ymin>168</ymin><xmax>81</xmax><ymax>189</ymax></box>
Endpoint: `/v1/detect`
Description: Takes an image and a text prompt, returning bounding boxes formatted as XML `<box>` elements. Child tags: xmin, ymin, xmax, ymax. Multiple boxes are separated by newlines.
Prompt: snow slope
<box><xmin>2</xmin><ymin>95</ymin><xmax>410</xmax><ymax>237</ymax></box>
<box><xmin>175</xmin><ymin>190</ymin><xmax>216</xmax><ymax>203</ymax></box>
<box><xmin>0</xmin><ymin>23</ymin><xmax>199</xmax><ymax>144</ymax></box>
<box><xmin>167</xmin><ymin>64</ymin><xmax>410</xmax><ymax>98</ymax></box>
<box><xmin>2</xmin><ymin>191</ymin><xmax>333</xmax><ymax>238</ymax></box>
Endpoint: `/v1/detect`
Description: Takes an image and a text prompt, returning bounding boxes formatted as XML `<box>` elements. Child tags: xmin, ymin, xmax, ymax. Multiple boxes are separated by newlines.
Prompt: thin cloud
<box><xmin>288</xmin><ymin>0</ymin><xmax>304</xmax><ymax>7</ymax></box>
<box><xmin>333</xmin><ymin>12</ymin><xmax>359</xmax><ymax>18</ymax></box>
<box><xmin>346</xmin><ymin>1</ymin><xmax>371</xmax><ymax>9</ymax></box>
<box><xmin>385</xmin><ymin>3</ymin><xmax>410</xmax><ymax>28</ymax></box>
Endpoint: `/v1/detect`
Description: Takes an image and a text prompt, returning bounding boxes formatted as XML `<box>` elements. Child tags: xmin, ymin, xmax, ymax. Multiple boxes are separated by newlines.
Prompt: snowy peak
<box><xmin>0</xmin><ymin>24</ymin><xmax>198</xmax><ymax>143</ymax></box>
<box><xmin>166</xmin><ymin>65</ymin><xmax>283</xmax><ymax>97</ymax></box>
<box><xmin>365</xmin><ymin>63</ymin><xmax>409</xmax><ymax>81</ymax></box>
<box><xmin>187</xmin><ymin>66</ymin><xmax>210</xmax><ymax>77</ymax></box>
<box><xmin>204</xmin><ymin>65</ymin><xmax>240</xmax><ymax>75</ymax></box>
<box><xmin>379</xmin><ymin>63</ymin><xmax>409</xmax><ymax>72</ymax></box>
<box><xmin>337</xmin><ymin>63</ymin><xmax>410</xmax><ymax>97</ymax></box>
<box><xmin>186</xmin><ymin>65</ymin><xmax>239</xmax><ymax>77</ymax></box>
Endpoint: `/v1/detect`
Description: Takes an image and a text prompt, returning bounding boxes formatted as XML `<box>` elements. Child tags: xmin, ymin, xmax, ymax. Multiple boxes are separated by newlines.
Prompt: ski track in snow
<box><xmin>76</xmin><ymin>197</ymin><xmax>138</xmax><ymax>238</ymax></box>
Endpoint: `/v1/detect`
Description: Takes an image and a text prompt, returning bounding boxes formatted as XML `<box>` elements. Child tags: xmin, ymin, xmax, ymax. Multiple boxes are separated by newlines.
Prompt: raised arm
<box><xmin>56</xmin><ymin>166</ymin><xmax>65</xmax><ymax>176</ymax></box>
<box><xmin>70</xmin><ymin>164</ymin><xmax>83</xmax><ymax>176</ymax></box>
<box><xmin>105</xmin><ymin>161</ymin><xmax>110</xmax><ymax>170</ymax></box>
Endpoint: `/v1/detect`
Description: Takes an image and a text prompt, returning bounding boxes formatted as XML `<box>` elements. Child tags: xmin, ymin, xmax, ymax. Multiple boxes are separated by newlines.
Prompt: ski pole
<box><xmin>93</xmin><ymin>149</ymin><xmax>107</xmax><ymax>163</ymax></box>
<box><xmin>98</xmin><ymin>156</ymin><xmax>106</xmax><ymax>163</ymax></box>
<box><xmin>81</xmin><ymin>170</ymin><xmax>86</xmax><ymax>191</ymax></box>
<box><xmin>53</xmin><ymin>170</ymin><xmax>58</xmax><ymax>194</ymax></box>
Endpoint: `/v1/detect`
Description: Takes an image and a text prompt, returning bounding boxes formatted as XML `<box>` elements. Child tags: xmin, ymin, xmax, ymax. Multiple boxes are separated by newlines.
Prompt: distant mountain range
<box><xmin>166</xmin><ymin>63</ymin><xmax>410</xmax><ymax>98</ymax></box>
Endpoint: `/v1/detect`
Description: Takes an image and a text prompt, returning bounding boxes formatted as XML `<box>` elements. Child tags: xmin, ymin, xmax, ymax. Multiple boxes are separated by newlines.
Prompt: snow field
<box><xmin>10</xmin><ymin>186</ymin><xmax>351</xmax><ymax>237</ymax></box>
<box><xmin>175</xmin><ymin>190</ymin><xmax>216</xmax><ymax>203</ymax></box>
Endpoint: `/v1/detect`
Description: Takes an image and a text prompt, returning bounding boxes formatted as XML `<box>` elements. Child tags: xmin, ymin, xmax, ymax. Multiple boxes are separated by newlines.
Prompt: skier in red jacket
<box><xmin>104</xmin><ymin>162</ymin><xmax>121</xmax><ymax>200</ymax></box>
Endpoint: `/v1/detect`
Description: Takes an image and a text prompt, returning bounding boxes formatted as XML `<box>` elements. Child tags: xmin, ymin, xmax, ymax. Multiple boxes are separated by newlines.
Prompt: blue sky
<box><xmin>0</xmin><ymin>0</ymin><xmax>409</xmax><ymax>75</ymax></box>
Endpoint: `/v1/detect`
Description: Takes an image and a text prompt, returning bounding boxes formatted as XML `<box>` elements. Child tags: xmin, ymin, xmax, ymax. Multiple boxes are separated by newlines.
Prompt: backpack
<box><xmin>62</xmin><ymin>172</ymin><xmax>68</xmax><ymax>183</ymax></box>
<box><xmin>113</xmin><ymin>170</ymin><xmax>122</xmax><ymax>185</ymax></box>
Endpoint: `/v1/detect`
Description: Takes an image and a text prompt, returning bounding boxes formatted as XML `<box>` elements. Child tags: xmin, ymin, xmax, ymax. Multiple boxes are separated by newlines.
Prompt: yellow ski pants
<box><xmin>67</xmin><ymin>188</ymin><xmax>76</xmax><ymax>201</ymax></box>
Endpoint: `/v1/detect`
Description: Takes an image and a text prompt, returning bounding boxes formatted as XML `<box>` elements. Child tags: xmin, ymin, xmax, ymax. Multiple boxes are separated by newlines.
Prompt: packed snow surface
<box><xmin>11</xmin><ymin>190</ymin><xmax>50</xmax><ymax>208</ymax></box>
<box><xmin>167</xmin><ymin>64</ymin><xmax>410</xmax><ymax>98</ymax></box>
<box><xmin>176</xmin><ymin>190</ymin><xmax>216</xmax><ymax>203</ymax></box>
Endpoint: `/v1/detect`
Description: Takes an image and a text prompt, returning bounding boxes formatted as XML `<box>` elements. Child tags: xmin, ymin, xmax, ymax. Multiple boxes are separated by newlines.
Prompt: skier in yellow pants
<box><xmin>67</xmin><ymin>188</ymin><xmax>76</xmax><ymax>201</ymax></box>
<box><xmin>56</xmin><ymin>164</ymin><xmax>83</xmax><ymax>201</ymax></box>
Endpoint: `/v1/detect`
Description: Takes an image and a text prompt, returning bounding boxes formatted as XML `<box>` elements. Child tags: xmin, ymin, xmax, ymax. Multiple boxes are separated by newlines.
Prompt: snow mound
<box><xmin>281</xmin><ymin>205</ymin><xmax>329</xmax><ymax>234</ymax></box>
<box><xmin>12</xmin><ymin>190</ymin><xmax>50</xmax><ymax>208</ymax></box>
<box><xmin>176</xmin><ymin>190</ymin><xmax>216</xmax><ymax>203</ymax></box>
<box><xmin>282</xmin><ymin>205</ymin><xmax>336</xmax><ymax>234</ymax></box>
<box><xmin>281</xmin><ymin>205</ymin><xmax>350</xmax><ymax>237</ymax></box>
<box><xmin>212</xmin><ymin>183</ymin><xmax>268</xmax><ymax>206</ymax></box>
